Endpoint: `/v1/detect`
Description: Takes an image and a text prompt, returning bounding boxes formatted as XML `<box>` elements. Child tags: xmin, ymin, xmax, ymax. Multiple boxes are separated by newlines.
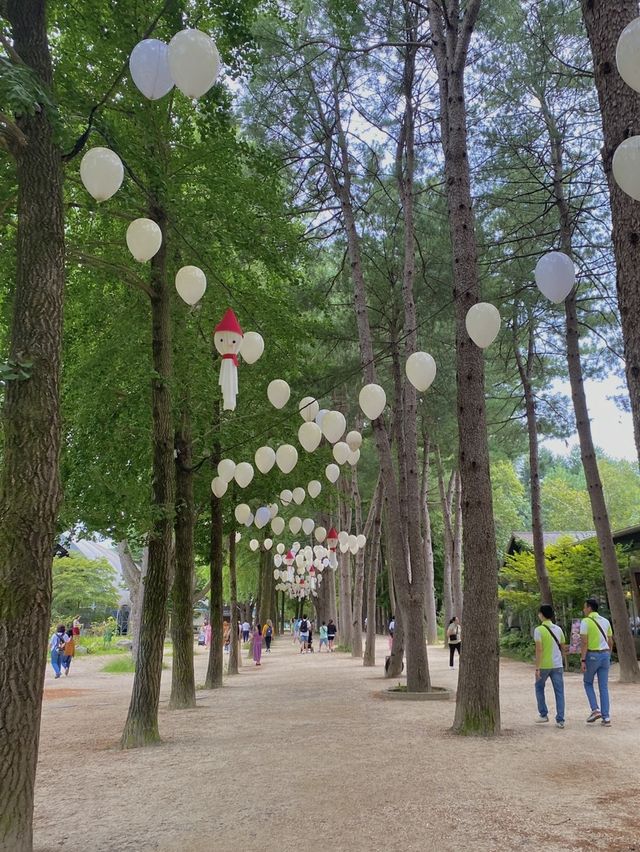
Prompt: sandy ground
<box><xmin>33</xmin><ymin>638</ymin><xmax>640</xmax><ymax>852</ymax></box>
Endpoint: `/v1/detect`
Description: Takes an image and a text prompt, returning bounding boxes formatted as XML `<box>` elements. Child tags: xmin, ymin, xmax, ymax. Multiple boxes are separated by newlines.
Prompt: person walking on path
<box><xmin>72</xmin><ymin>616</ymin><xmax>81</xmax><ymax>640</ymax></box>
<box><xmin>533</xmin><ymin>604</ymin><xmax>567</xmax><ymax>728</ymax></box>
<box><xmin>263</xmin><ymin>620</ymin><xmax>274</xmax><ymax>653</ymax></box>
<box><xmin>299</xmin><ymin>616</ymin><xmax>309</xmax><ymax>653</ymax></box>
<box><xmin>61</xmin><ymin>626</ymin><xmax>76</xmax><ymax>677</ymax></box>
<box><xmin>307</xmin><ymin>621</ymin><xmax>314</xmax><ymax>653</ymax></box>
<box><xmin>242</xmin><ymin>620</ymin><xmax>250</xmax><ymax>643</ymax></box>
<box><xmin>580</xmin><ymin>598</ymin><xmax>614</xmax><ymax>727</ymax></box>
<box><xmin>292</xmin><ymin>617</ymin><xmax>300</xmax><ymax>644</ymax></box>
<box><xmin>447</xmin><ymin>616</ymin><xmax>462</xmax><ymax>668</ymax></box>
<box><xmin>319</xmin><ymin>621</ymin><xmax>328</xmax><ymax>652</ymax></box>
<box><xmin>388</xmin><ymin>615</ymin><xmax>395</xmax><ymax>652</ymax></box>
<box><xmin>327</xmin><ymin>619</ymin><xmax>337</xmax><ymax>652</ymax></box>
<box><xmin>49</xmin><ymin>625</ymin><xmax>66</xmax><ymax>679</ymax></box>
<box><xmin>252</xmin><ymin>624</ymin><xmax>263</xmax><ymax>666</ymax></box>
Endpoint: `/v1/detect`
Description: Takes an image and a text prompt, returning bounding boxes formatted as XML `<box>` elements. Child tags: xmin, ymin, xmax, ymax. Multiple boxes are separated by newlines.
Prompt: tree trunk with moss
<box><xmin>204</xmin><ymin>434</ymin><xmax>224</xmax><ymax>689</ymax></box>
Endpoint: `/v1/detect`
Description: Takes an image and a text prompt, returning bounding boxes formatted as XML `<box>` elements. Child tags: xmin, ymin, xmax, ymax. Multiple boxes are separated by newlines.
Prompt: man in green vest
<box><xmin>580</xmin><ymin>598</ymin><xmax>613</xmax><ymax>727</ymax></box>
<box><xmin>534</xmin><ymin>604</ymin><xmax>567</xmax><ymax>728</ymax></box>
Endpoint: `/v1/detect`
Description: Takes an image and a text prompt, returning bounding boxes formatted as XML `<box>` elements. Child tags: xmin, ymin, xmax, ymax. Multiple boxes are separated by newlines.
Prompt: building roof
<box><xmin>507</xmin><ymin>531</ymin><xmax>595</xmax><ymax>555</ymax></box>
<box><xmin>67</xmin><ymin>539</ymin><xmax>130</xmax><ymax>606</ymax></box>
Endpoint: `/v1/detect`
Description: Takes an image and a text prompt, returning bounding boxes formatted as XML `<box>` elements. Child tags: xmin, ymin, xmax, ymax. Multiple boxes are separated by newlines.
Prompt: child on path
<box><xmin>327</xmin><ymin>619</ymin><xmax>337</xmax><ymax>652</ymax></box>
<box><xmin>252</xmin><ymin>624</ymin><xmax>263</xmax><ymax>666</ymax></box>
<box><xmin>264</xmin><ymin>620</ymin><xmax>274</xmax><ymax>653</ymax></box>
<box><xmin>49</xmin><ymin>625</ymin><xmax>66</xmax><ymax>679</ymax></box>
<box><xmin>319</xmin><ymin>622</ymin><xmax>328</xmax><ymax>651</ymax></box>
<box><xmin>62</xmin><ymin>626</ymin><xmax>76</xmax><ymax>677</ymax></box>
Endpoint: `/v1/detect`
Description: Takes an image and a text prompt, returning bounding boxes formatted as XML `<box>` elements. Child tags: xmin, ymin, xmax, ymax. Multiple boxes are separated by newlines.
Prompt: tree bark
<box><xmin>227</xmin><ymin>530</ymin><xmax>240</xmax><ymax>675</ymax></box>
<box><xmin>0</xmin><ymin>2</ymin><xmax>65</xmax><ymax>846</ymax></box>
<box><xmin>121</xmin><ymin>206</ymin><xmax>175</xmax><ymax>748</ymax></box>
<box><xmin>117</xmin><ymin>542</ymin><xmax>148</xmax><ymax>661</ymax></box>
<box><xmin>542</xmin><ymin>98</ymin><xmax>640</xmax><ymax>683</ymax></box>
<box><xmin>428</xmin><ymin>0</ymin><xmax>501</xmax><ymax>734</ymax></box>
<box><xmin>169</xmin><ymin>402</ymin><xmax>196</xmax><ymax>710</ymax></box>
<box><xmin>514</xmin><ymin>320</ymin><xmax>553</xmax><ymax>606</ymax></box>
<box><xmin>204</xmin><ymin>434</ymin><xmax>224</xmax><ymax>689</ymax></box>
<box><xmin>436</xmin><ymin>454</ymin><xmax>455</xmax><ymax>636</ymax></box>
<box><xmin>420</xmin><ymin>437</ymin><xmax>438</xmax><ymax>645</ymax></box>
<box><xmin>364</xmin><ymin>490</ymin><xmax>384</xmax><ymax>666</ymax></box>
<box><xmin>352</xmin><ymin>475</ymin><xmax>382</xmax><ymax>659</ymax></box>
<box><xmin>580</xmin><ymin>0</ymin><xmax>640</xmax><ymax>465</ymax></box>
<box><xmin>452</xmin><ymin>471</ymin><xmax>464</xmax><ymax>620</ymax></box>
<box><xmin>337</xmin><ymin>472</ymin><xmax>354</xmax><ymax>650</ymax></box>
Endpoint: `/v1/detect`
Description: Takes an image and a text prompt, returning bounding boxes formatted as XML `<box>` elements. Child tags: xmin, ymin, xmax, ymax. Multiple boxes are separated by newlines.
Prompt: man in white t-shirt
<box><xmin>580</xmin><ymin>598</ymin><xmax>613</xmax><ymax>726</ymax></box>
<box><xmin>533</xmin><ymin>604</ymin><xmax>567</xmax><ymax>728</ymax></box>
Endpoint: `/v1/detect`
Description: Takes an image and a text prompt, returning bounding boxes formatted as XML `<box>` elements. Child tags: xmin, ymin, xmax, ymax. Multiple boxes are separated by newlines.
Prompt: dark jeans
<box><xmin>242</xmin><ymin>630</ymin><xmax>249</xmax><ymax>642</ymax></box>
<box><xmin>62</xmin><ymin>655</ymin><xmax>72</xmax><ymax>671</ymax></box>
<box><xmin>449</xmin><ymin>642</ymin><xmax>461</xmax><ymax>666</ymax></box>
<box><xmin>265</xmin><ymin>635</ymin><xmax>272</xmax><ymax>651</ymax></box>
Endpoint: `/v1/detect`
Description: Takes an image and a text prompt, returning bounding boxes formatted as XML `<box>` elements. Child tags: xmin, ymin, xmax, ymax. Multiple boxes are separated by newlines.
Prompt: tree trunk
<box><xmin>437</xmin><ymin>456</ymin><xmax>455</xmax><ymax>636</ymax></box>
<box><xmin>452</xmin><ymin>471</ymin><xmax>464</xmax><ymax>620</ymax></box>
<box><xmin>429</xmin><ymin>0</ymin><xmax>501</xmax><ymax>734</ymax></box>
<box><xmin>120</xmin><ymin>207</ymin><xmax>175</xmax><ymax>748</ymax></box>
<box><xmin>0</xmin><ymin>3</ymin><xmax>65</xmax><ymax>846</ymax></box>
<box><xmin>580</xmin><ymin>0</ymin><xmax>640</xmax><ymax>465</ymax></box>
<box><xmin>337</xmin><ymin>472</ymin><xmax>354</xmax><ymax>649</ymax></box>
<box><xmin>228</xmin><ymin>531</ymin><xmax>240</xmax><ymax>675</ymax></box>
<box><xmin>514</xmin><ymin>322</ymin><xmax>553</xmax><ymax>606</ymax></box>
<box><xmin>169</xmin><ymin>403</ymin><xmax>196</xmax><ymax>710</ymax></box>
<box><xmin>204</xmin><ymin>440</ymin><xmax>224</xmax><ymax>689</ymax></box>
<box><xmin>420</xmin><ymin>437</ymin><xmax>438</xmax><ymax>645</ymax></box>
<box><xmin>118</xmin><ymin>542</ymin><xmax>148</xmax><ymax>660</ymax></box>
<box><xmin>542</xmin><ymin>98</ymin><xmax>640</xmax><ymax>683</ymax></box>
<box><xmin>364</xmin><ymin>492</ymin><xmax>383</xmax><ymax>666</ymax></box>
<box><xmin>351</xmin><ymin>470</ymin><xmax>365</xmax><ymax>658</ymax></box>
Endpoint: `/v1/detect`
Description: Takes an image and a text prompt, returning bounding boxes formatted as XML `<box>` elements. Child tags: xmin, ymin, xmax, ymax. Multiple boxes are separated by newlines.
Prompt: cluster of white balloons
<box><xmin>614</xmin><ymin>19</ymin><xmax>640</xmax><ymax>201</ymax></box>
<box><xmin>129</xmin><ymin>30</ymin><xmax>221</xmax><ymax>101</ymax></box>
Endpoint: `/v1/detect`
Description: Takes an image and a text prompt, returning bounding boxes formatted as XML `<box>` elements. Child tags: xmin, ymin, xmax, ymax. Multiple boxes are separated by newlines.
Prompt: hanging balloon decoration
<box><xmin>612</xmin><ymin>136</ymin><xmax>640</xmax><ymax>202</ymax></box>
<box><xmin>129</xmin><ymin>39</ymin><xmax>174</xmax><ymax>100</ymax></box>
<box><xmin>405</xmin><ymin>352</ymin><xmax>437</xmax><ymax>392</ymax></box>
<box><xmin>616</xmin><ymin>18</ymin><xmax>640</xmax><ymax>93</ymax></box>
<box><xmin>175</xmin><ymin>265</ymin><xmax>206</xmax><ymax>306</ymax></box>
<box><xmin>267</xmin><ymin>379</ymin><xmax>290</xmax><ymax>409</ymax></box>
<box><xmin>465</xmin><ymin>303</ymin><xmax>501</xmax><ymax>349</ymax></box>
<box><xmin>276</xmin><ymin>444</ymin><xmax>298</xmax><ymax>474</ymax></box>
<box><xmin>357</xmin><ymin>534</ymin><xmax>367</xmax><ymax>548</ymax></box>
<box><xmin>234</xmin><ymin>462</ymin><xmax>254</xmax><ymax>489</ymax></box>
<box><xmin>326</xmin><ymin>528</ymin><xmax>339</xmax><ymax>568</ymax></box>
<box><xmin>307</xmin><ymin>480</ymin><xmax>322</xmax><ymax>499</ymax></box>
<box><xmin>534</xmin><ymin>252</ymin><xmax>575</xmax><ymax>303</ymax></box>
<box><xmin>280</xmin><ymin>489</ymin><xmax>293</xmax><ymax>506</ymax></box>
<box><xmin>315</xmin><ymin>409</ymin><xmax>329</xmax><ymax>427</ymax></box>
<box><xmin>240</xmin><ymin>332</ymin><xmax>264</xmax><ymax>365</ymax></box>
<box><xmin>168</xmin><ymin>29</ymin><xmax>221</xmax><ymax>99</ymax></box>
<box><xmin>271</xmin><ymin>516</ymin><xmax>285</xmax><ymax>536</ymax></box>
<box><xmin>359</xmin><ymin>384</ymin><xmax>386</xmax><ymax>420</ymax></box>
<box><xmin>325</xmin><ymin>463</ymin><xmax>340</xmax><ymax>484</ymax></box>
<box><xmin>244</xmin><ymin>512</ymin><xmax>254</xmax><ymax>527</ymax></box>
<box><xmin>289</xmin><ymin>516</ymin><xmax>302</xmax><ymax>534</ymax></box>
<box><xmin>321</xmin><ymin>410</ymin><xmax>346</xmax><ymax>444</ymax></box>
<box><xmin>332</xmin><ymin>441</ymin><xmax>350</xmax><ymax>465</ymax></box>
<box><xmin>254</xmin><ymin>446</ymin><xmax>276</xmax><ymax>475</ymax></box>
<box><xmin>255</xmin><ymin>506</ymin><xmax>271</xmax><ymax>529</ymax></box>
<box><xmin>292</xmin><ymin>487</ymin><xmax>306</xmax><ymax>505</ymax></box>
<box><xmin>269</xmin><ymin>503</ymin><xmax>279</xmax><ymax>518</ymax></box>
<box><xmin>347</xmin><ymin>449</ymin><xmax>360</xmax><ymax>467</ymax></box>
<box><xmin>210</xmin><ymin>476</ymin><xmax>227</xmax><ymax>498</ymax></box>
<box><xmin>276</xmin><ymin>543</ymin><xmax>285</xmax><ymax>554</ymax></box>
<box><xmin>346</xmin><ymin>431</ymin><xmax>362</xmax><ymax>452</ymax></box>
<box><xmin>235</xmin><ymin>504</ymin><xmax>251</xmax><ymax>525</ymax></box>
<box><xmin>80</xmin><ymin>147</ymin><xmax>124</xmax><ymax>202</ymax></box>
<box><xmin>315</xmin><ymin>526</ymin><xmax>327</xmax><ymax>543</ymax></box>
<box><xmin>218</xmin><ymin>458</ymin><xmax>236</xmax><ymax>483</ymax></box>
<box><xmin>338</xmin><ymin>530</ymin><xmax>349</xmax><ymax>547</ymax></box>
<box><xmin>126</xmin><ymin>218</ymin><xmax>162</xmax><ymax>263</ymax></box>
<box><xmin>302</xmin><ymin>518</ymin><xmax>314</xmax><ymax>536</ymax></box>
<box><xmin>298</xmin><ymin>421</ymin><xmax>322</xmax><ymax>453</ymax></box>
<box><xmin>298</xmin><ymin>396</ymin><xmax>320</xmax><ymax>422</ymax></box>
<box><xmin>214</xmin><ymin>309</ymin><xmax>243</xmax><ymax>411</ymax></box>
<box><xmin>249</xmin><ymin>539</ymin><xmax>260</xmax><ymax>552</ymax></box>
<box><xmin>235</xmin><ymin>532</ymin><xmax>242</xmax><ymax>543</ymax></box>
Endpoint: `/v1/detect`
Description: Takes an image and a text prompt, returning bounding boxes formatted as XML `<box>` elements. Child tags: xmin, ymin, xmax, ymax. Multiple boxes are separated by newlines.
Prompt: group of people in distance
<box><xmin>292</xmin><ymin>616</ymin><xmax>337</xmax><ymax>653</ymax></box>
<box><xmin>49</xmin><ymin>620</ymin><xmax>80</xmax><ymax>678</ymax></box>
<box><xmin>534</xmin><ymin>597</ymin><xmax>614</xmax><ymax>728</ymax></box>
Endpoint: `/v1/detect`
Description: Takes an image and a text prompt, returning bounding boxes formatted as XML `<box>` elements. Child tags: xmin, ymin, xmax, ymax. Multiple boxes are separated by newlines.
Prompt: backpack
<box><xmin>266</xmin><ymin>626</ymin><xmax>272</xmax><ymax>637</ymax></box>
<box><xmin>300</xmin><ymin>619</ymin><xmax>308</xmax><ymax>633</ymax></box>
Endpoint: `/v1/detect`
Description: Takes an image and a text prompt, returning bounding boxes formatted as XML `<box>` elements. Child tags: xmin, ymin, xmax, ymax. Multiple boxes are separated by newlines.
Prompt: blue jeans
<box><xmin>62</xmin><ymin>655</ymin><xmax>72</xmax><ymax>671</ymax></box>
<box><xmin>51</xmin><ymin>650</ymin><xmax>63</xmax><ymax>677</ymax></box>
<box><xmin>535</xmin><ymin>667</ymin><xmax>565</xmax><ymax>722</ymax></box>
<box><xmin>583</xmin><ymin>651</ymin><xmax>610</xmax><ymax>718</ymax></box>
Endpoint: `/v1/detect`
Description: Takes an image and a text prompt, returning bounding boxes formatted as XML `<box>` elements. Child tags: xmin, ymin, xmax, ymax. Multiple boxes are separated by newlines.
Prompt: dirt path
<box><xmin>34</xmin><ymin>639</ymin><xmax>640</xmax><ymax>852</ymax></box>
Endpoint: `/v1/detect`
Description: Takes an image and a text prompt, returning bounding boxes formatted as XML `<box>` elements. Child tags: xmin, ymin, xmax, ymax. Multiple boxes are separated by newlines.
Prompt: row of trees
<box><xmin>2</xmin><ymin>0</ymin><xmax>640</xmax><ymax>849</ymax></box>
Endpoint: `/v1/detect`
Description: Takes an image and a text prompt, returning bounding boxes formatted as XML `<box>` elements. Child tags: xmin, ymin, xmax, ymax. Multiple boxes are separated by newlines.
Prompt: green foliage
<box><xmin>51</xmin><ymin>554</ymin><xmax>119</xmax><ymax>618</ymax></box>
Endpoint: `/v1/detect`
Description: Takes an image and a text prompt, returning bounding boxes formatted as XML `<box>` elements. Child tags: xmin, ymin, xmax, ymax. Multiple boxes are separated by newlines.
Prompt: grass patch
<box><xmin>101</xmin><ymin>658</ymin><xmax>168</xmax><ymax>674</ymax></box>
<box><xmin>76</xmin><ymin>636</ymin><xmax>128</xmax><ymax>656</ymax></box>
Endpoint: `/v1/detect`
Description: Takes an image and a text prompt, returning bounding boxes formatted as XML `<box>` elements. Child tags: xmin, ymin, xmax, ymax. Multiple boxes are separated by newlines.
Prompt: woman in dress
<box><xmin>447</xmin><ymin>616</ymin><xmax>462</xmax><ymax>668</ymax></box>
<box><xmin>252</xmin><ymin>623</ymin><xmax>263</xmax><ymax>666</ymax></box>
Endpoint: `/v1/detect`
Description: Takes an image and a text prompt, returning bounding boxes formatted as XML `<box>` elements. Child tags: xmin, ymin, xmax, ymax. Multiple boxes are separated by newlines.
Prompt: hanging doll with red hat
<box><xmin>214</xmin><ymin>308</ymin><xmax>243</xmax><ymax>411</ymax></box>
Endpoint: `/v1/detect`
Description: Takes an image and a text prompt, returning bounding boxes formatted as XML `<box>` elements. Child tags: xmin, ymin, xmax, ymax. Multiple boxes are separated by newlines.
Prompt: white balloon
<box><xmin>465</xmin><ymin>303</ymin><xmax>501</xmax><ymax>349</ymax></box>
<box><xmin>291</xmin><ymin>542</ymin><xmax>301</xmax><ymax>553</ymax></box>
<box><xmin>339</xmin><ymin>542</ymin><xmax>349</xmax><ymax>554</ymax></box>
<box><xmin>269</xmin><ymin>503</ymin><xmax>279</xmax><ymax>519</ymax></box>
<box><xmin>405</xmin><ymin>352</ymin><xmax>437</xmax><ymax>393</ymax></box>
<box><xmin>234</xmin><ymin>462</ymin><xmax>254</xmax><ymax>488</ymax></box>
<box><xmin>235</xmin><ymin>531</ymin><xmax>242</xmax><ymax>543</ymax></box>
<box><xmin>240</xmin><ymin>332</ymin><xmax>264</xmax><ymax>365</ymax></box>
<box><xmin>359</xmin><ymin>384</ymin><xmax>386</xmax><ymax>420</ymax></box>
<box><xmin>249</xmin><ymin>538</ymin><xmax>260</xmax><ymax>552</ymax></box>
<box><xmin>333</xmin><ymin>441</ymin><xmax>350</xmax><ymax>465</ymax></box>
<box><xmin>534</xmin><ymin>252</ymin><xmax>575</xmax><ymax>303</ymax></box>
<box><xmin>276</xmin><ymin>444</ymin><xmax>298</xmax><ymax>474</ymax></box>
<box><xmin>350</xmin><ymin>542</ymin><xmax>359</xmax><ymax>555</ymax></box>
<box><xmin>357</xmin><ymin>534</ymin><xmax>367</xmax><ymax>548</ymax></box>
<box><xmin>264</xmin><ymin>538</ymin><xmax>273</xmax><ymax>551</ymax></box>
<box><xmin>314</xmin><ymin>526</ymin><xmax>327</xmax><ymax>543</ymax></box>
<box><xmin>275</xmin><ymin>553</ymin><xmax>283</xmax><ymax>566</ymax></box>
<box><xmin>271</xmin><ymin>516</ymin><xmax>285</xmax><ymax>536</ymax></box>
<box><xmin>298</xmin><ymin>421</ymin><xmax>322</xmax><ymax>453</ymax></box>
<box><xmin>346</xmin><ymin>430</ymin><xmax>362</xmax><ymax>452</ymax></box>
<box><xmin>276</xmin><ymin>543</ymin><xmax>285</xmax><ymax>554</ymax></box>
<box><xmin>210</xmin><ymin>476</ymin><xmax>227</xmax><ymax>498</ymax></box>
<box><xmin>168</xmin><ymin>29</ymin><xmax>221</xmax><ymax>99</ymax></box>
<box><xmin>347</xmin><ymin>449</ymin><xmax>360</xmax><ymax>467</ymax></box>
<box><xmin>307</xmin><ymin>480</ymin><xmax>322</xmax><ymax>499</ymax></box>
<box><xmin>298</xmin><ymin>396</ymin><xmax>319</xmax><ymax>422</ymax></box>
<box><xmin>325</xmin><ymin>463</ymin><xmax>340</xmax><ymax>484</ymax></box>
<box><xmin>267</xmin><ymin>379</ymin><xmax>290</xmax><ymax>409</ymax></box>
<box><xmin>292</xmin><ymin>487</ymin><xmax>306</xmax><ymax>505</ymax></box>
<box><xmin>218</xmin><ymin>458</ymin><xmax>236</xmax><ymax>483</ymax></box>
<box><xmin>348</xmin><ymin>534</ymin><xmax>358</xmax><ymax>549</ymax></box>
<box><xmin>321</xmin><ymin>410</ymin><xmax>346</xmax><ymax>444</ymax></box>
<box><xmin>126</xmin><ymin>218</ymin><xmax>162</xmax><ymax>263</ymax></box>
<box><xmin>280</xmin><ymin>489</ymin><xmax>293</xmax><ymax>506</ymax></box>
<box><xmin>80</xmin><ymin>147</ymin><xmax>124</xmax><ymax>202</ymax></box>
<box><xmin>289</xmin><ymin>516</ymin><xmax>302</xmax><ymax>534</ymax></box>
<box><xmin>315</xmin><ymin>408</ymin><xmax>329</xmax><ymax>427</ymax></box>
<box><xmin>302</xmin><ymin>518</ymin><xmax>314</xmax><ymax>536</ymax></box>
<box><xmin>616</xmin><ymin>18</ymin><xmax>640</xmax><ymax>94</ymax></box>
<box><xmin>244</xmin><ymin>512</ymin><xmax>254</xmax><ymax>527</ymax></box>
<box><xmin>304</xmin><ymin>545</ymin><xmax>314</xmax><ymax>561</ymax></box>
<box><xmin>273</xmin><ymin>568</ymin><xmax>279</xmax><ymax>579</ymax></box>
<box><xmin>175</xmin><ymin>265</ymin><xmax>206</xmax><ymax>306</ymax></box>
<box><xmin>255</xmin><ymin>506</ymin><xmax>271</xmax><ymax>529</ymax></box>
<box><xmin>338</xmin><ymin>530</ymin><xmax>350</xmax><ymax>546</ymax></box>
<box><xmin>613</xmin><ymin>135</ymin><xmax>640</xmax><ymax>202</ymax></box>
<box><xmin>296</xmin><ymin>555</ymin><xmax>306</xmax><ymax>570</ymax></box>
<box><xmin>129</xmin><ymin>39</ymin><xmax>174</xmax><ymax>100</ymax></box>
<box><xmin>254</xmin><ymin>446</ymin><xmax>276</xmax><ymax>475</ymax></box>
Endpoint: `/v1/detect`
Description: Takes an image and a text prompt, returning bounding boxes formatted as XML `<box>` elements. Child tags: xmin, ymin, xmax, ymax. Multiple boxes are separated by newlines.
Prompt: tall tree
<box><xmin>0</xmin><ymin>1</ymin><xmax>66</xmax><ymax>847</ymax></box>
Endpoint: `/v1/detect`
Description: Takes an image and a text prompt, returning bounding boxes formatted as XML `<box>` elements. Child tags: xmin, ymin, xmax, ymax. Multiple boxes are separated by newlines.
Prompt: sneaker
<box><xmin>535</xmin><ymin>716</ymin><xmax>549</xmax><ymax>724</ymax></box>
<box><xmin>601</xmin><ymin>718</ymin><xmax>611</xmax><ymax>727</ymax></box>
<box><xmin>64</xmin><ymin>669</ymin><xmax>69</xmax><ymax>677</ymax></box>
<box><xmin>586</xmin><ymin>710</ymin><xmax>602</xmax><ymax>723</ymax></box>
<box><xmin>556</xmin><ymin>722</ymin><xmax>565</xmax><ymax>729</ymax></box>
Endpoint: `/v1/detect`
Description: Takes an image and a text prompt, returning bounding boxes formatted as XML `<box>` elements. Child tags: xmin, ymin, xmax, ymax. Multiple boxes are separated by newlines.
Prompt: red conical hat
<box><xmin>327</xmin><ymin>527</ymin><xmax>338</xmax><ymax>541</ymax></box>
<box><xmin>215</xmin><ymin>308</ymin><xmax>243</xmax><ymax>336</ymax></box>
